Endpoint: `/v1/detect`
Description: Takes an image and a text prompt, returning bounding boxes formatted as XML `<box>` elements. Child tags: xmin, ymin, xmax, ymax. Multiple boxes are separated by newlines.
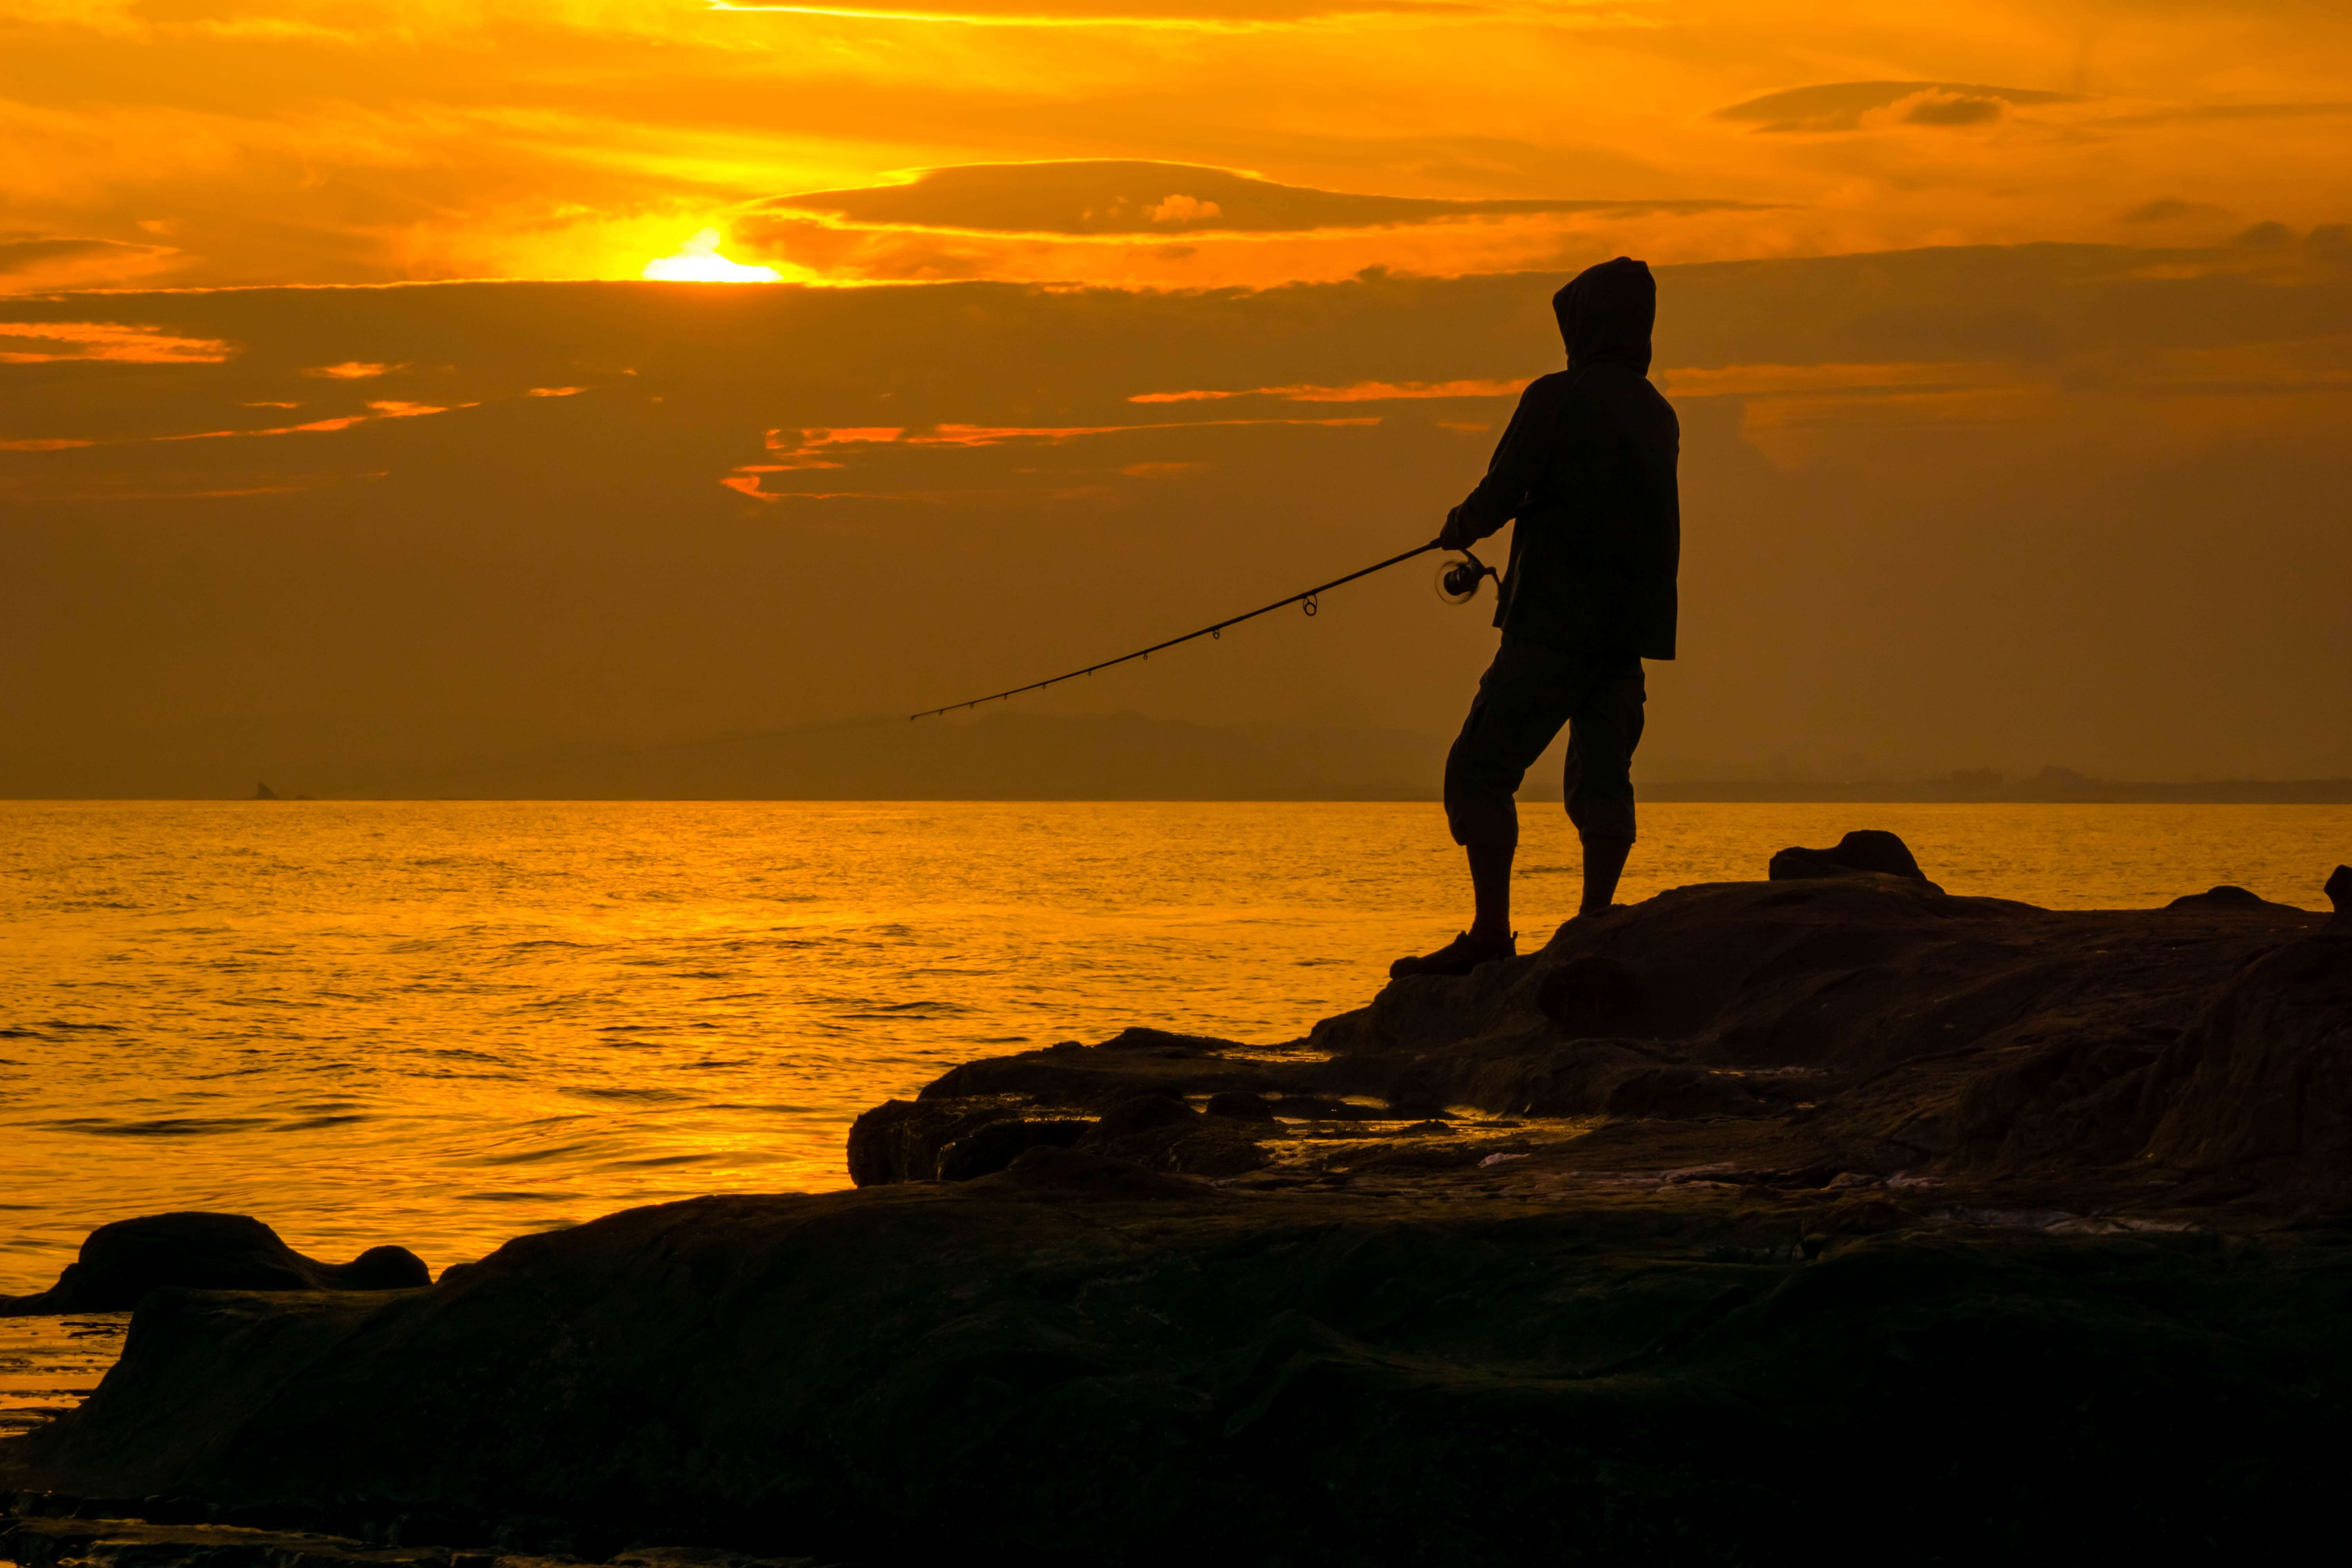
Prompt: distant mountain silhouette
<box><xmin>333</xmin><ymin>713</ymin><xmax>1452</xmax><ymax>801</ymax></box>
<box><xmin>304</xmin><ymin>719</ymin><xmax>2352</xmax><ymax>802</ymax></box>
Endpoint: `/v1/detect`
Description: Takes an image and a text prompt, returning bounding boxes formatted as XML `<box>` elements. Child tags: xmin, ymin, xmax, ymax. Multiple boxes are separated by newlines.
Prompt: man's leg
<box><xmin>1579</xmin><ymin>837</ymin><xmax>1632</xmax><ymax>915</ymax></box>
<box><xmin>1394</xmin><ymin>642</ymin><xmax>1578</xmax><ymax>979</ymax></box>
<box><xmin>1562</xmin><ymin>659</ymin><xmax>1647</xmax><ymax>916</ymax></box>
<box><xmin>1468</xmin><ymin>841</ymin><xmax>1515</xmax><ymax>941</ymax></box>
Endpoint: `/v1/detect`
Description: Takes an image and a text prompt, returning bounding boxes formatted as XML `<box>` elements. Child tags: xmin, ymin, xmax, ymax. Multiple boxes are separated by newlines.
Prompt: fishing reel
<box><xmin>1434</xmin><ymin>547</ymin><xmax>1498</xmax><ymax>606</ymax></box>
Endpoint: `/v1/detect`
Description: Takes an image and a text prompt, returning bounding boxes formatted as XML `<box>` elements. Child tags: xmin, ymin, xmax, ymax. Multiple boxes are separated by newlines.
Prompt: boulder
<box><xmin>936</xmin><ymin>1118</ymin><xmax>1093</xmax><ymax>1182</ymax></box>
<box><xmin>915</xmin><ymin>1028</ymin><xmax>1305</xmax><ymax>1107</ymax></box>
<box><xmin>1767</xmin><ymin>828</ymin><xmax>1940</xmax><ymax>889</ymax></box>
<box><xmin>0</xmin><ymin>1214</ymin><xmax>427</xmax><ymax>1316</ymax></box>
<box><xmin>2165</xmin><ymin>884</ymin><xmax>2302</xmax><ymax>912</ymax></box>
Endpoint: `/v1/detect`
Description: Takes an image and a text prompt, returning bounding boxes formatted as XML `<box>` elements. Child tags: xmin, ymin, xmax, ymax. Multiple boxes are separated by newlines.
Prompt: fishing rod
<box><xmin>910</xmin><ymin>539</ymin><xmax>1499</xmax><ymax>721</ymax></box>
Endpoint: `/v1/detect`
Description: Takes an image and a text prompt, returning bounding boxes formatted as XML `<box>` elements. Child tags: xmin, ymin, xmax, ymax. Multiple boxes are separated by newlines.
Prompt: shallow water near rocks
<box><xmin>4</xmin><ymin>799</ymin><xmax>2345</xmax><ymax>1295</ymax></box>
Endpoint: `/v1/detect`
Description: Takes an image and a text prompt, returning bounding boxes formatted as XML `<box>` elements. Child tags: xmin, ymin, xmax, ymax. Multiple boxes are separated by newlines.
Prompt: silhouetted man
<box><xmin>1392</xmin><ymin>257</ymin><xmax>1679</xmax><ymax>979</ymax></box>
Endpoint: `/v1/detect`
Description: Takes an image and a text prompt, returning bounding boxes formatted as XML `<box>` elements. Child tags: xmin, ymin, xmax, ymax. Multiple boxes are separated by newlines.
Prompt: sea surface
<box><xmin>4</xmin><ymin>799</ymin><xmax>2347</xmax><ymax>1296</ymax></box>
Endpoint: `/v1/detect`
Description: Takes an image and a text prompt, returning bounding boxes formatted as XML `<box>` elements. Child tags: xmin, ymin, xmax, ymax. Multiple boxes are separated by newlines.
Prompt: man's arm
<box><xmin>1437</xmin><ymin>377</ymin><xmax>1558</xmax><ymax>549</ymax></box>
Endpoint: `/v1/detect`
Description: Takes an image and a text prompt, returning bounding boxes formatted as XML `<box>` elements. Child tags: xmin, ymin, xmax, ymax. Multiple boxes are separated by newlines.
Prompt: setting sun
<box><xmin>641</xmin><ymin>229</ymin><xmax>784</xmax><ymax>283</ymax></box>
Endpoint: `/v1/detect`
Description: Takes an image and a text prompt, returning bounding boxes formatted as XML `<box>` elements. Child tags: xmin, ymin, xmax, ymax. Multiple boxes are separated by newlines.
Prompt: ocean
<box><xmin>4</xmin><ymin>799</ymin><xmax>2346</xmax><ymax>1297</ymax></box>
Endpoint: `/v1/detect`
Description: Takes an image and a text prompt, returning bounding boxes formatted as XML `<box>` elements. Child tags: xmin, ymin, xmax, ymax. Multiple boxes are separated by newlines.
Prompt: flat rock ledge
<box><xmin>5</xmin><ymin>849</ymin><xmax>2350</xmax><ymax>1564</ymax></box>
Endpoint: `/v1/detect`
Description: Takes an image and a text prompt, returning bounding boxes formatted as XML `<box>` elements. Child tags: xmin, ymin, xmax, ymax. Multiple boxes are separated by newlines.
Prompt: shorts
<box><xmin>1442</xmin><ymin>637</ymin><xmax>1645</xmax><ymax>849</ymax></box>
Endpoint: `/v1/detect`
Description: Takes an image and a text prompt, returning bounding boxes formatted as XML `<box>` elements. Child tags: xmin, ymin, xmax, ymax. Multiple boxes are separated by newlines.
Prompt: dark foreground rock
<box><xmin>8</xmin><ymin>1181</ymin><xmax>2351</xmax><ymax>1564</ymax></box>
<box><xmin>5</xmin><ymin>840</ymin><xmax>2349</xmax><ymax>1564</ymax></box>
<box><xmin>0</xmin><ymin>1215</ymin><xmax>430</xmax><ymax>1316</ymax></box>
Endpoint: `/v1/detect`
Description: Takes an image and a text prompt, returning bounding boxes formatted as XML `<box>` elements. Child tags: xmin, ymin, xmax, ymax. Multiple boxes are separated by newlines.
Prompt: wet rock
<box><xmin>845</xmin><ymin>1096</ymin><xmax>1055</xmax><ymax>1186</ymax></box>
<box><xmin>1339</xmin><ymin>1140</ymin><xmax>1492</xmax><ymax>1174</ymax></box>
<box><xmin>982</xmin><ymin>1143</ymin><xmax>1218</xmax><ymax>1197</ymax></box>
<box><xmin>1598</xmin><ymin>1063</ymin><xmax>1762</xmax><ymax>1118</ymax></box>
<box><xmin>1203</xmin><ymin>1091</ymin><xmax>1276</xmax><ymax>1121</ymax></box>
<box><xmin>935</xmin><ymin>1118</ymin><xmax>1092</xmax><ymax>1182</ymax></box>
<box><xmin>1268</xmin><ymin>1094</ymin><xmax>1375</xmax><ymax>1120</ymax></box>
<box><xmin>1767</xmin><ymin>828</ymin><xmax>1940</xmax><ymax>889</ymax></box>
<box><xmin>2328</xmin><ymin>864</ymin><xmax>2350</xmax><ymax>924</ymax></box>
<box><xmin>1085</xmin><ymin>1092</ymin><xmax>1201</xmax><ymax>1139</ymax></box>
<box><xmin>1076</xmin><ymin>1094</ymin><xmax>1272</xmax><ymax>1178</ymax></box>
<box><xmin>0</xmin><ymin>1215</ymin><xmax>426</xmax><ymax>1317</ymax></box>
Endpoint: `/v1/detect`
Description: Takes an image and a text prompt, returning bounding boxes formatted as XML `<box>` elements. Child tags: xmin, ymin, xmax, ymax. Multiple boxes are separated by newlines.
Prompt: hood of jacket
<box><xmin>1553</xmin><ymin>256</ymin><xmax>1655</xmax><ymax>374</ymax></box>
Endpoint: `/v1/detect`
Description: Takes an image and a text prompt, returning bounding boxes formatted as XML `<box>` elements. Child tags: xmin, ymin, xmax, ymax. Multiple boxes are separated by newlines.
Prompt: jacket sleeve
<box><xmin>1451</xmin><ymin>377</ymin><xmax>1559</xmax><ymax>543</ymax></box>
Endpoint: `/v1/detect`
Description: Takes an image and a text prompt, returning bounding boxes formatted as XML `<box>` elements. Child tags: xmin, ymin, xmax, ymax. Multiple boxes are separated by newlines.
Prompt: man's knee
<box><xmin>1567</xmin><ymin>792</ymin><xmax>1636</xmax><ymax>845</ymax></box>
<box><xmin>1445</xmin><ymin>767</ymin><xmax>1520</xmax><ymax>848</ymax></box>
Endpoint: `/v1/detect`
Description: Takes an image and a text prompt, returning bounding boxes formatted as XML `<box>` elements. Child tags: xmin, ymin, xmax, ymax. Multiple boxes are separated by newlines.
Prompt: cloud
<box><xmin>1130</xmin><ymin>377</ymin><xmax>1523</xmax><ymax>402</ymax></box>
<box><xmin>0</xmin><ymin>233</ymin><xmax>180</xmax><ymax>290</ymax></box>
<box><xmin>0</xmin><ymin>320</ymin><xmax>232</xmax><ymax>363</ymax></box>
<box><xmin>7</xmin><ymin>4</ymin><xmax>2350</xmax><ymax>294</ymax></box>
<box><xmin>706</xmin><ymin>1</ymin><xmax>1604</xmax><ymax>31</ymax></box>
<box><xmin>2120</xmin><ymin>198</ymin><xmax>2230</xmax><ymax>226</ymax></box>
<box><xmin>735</xmin><ymin>413</ymin><xmax>1381</xmax><ymax>493</ymax></box>
<box><xmin>745</xmin><ymin>160</ymin><xmax>1754</xmax><ymax>238</ymax></box>
<box><xmin>1714</xmin><ymin>80</ymin><xmax>2078</xmax><ymax>134</ymax></box>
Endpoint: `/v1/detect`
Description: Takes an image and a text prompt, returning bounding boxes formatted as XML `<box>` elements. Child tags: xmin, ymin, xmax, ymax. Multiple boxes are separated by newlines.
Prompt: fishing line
<box><xmin>910</xmin><ymin>539</ymin><xmax>1497</xmax><ymax>721</ymax></box>
<box><xmin>300</xmin><ymin>543</ymin><xmax>1496</xmax><ymax>794</ymax></box>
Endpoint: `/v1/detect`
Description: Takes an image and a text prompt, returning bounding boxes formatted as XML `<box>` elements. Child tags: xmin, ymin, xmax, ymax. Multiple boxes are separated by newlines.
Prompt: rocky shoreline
<box><xmin>5</xmin><ymin>837</ymin><xmax>2348</xmax><ymax>1564</ymax></box>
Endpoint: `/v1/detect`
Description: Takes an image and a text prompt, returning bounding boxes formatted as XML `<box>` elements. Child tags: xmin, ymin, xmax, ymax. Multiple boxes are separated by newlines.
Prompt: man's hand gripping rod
<box><xmin>910</xmin><ymin>540</ymin><xmax>1494</xmax><ymax>720</ymax></box>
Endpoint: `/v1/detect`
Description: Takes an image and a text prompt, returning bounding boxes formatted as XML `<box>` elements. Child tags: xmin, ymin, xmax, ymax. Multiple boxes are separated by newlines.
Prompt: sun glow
<box><xmin>641</xmin><ymin>230</ymin><xmax>783</xmax><ymax>283</ymax></box>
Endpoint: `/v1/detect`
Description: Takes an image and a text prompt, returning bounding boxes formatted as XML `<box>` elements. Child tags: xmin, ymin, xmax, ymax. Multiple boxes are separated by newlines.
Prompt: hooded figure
<box><xmin>1391</xmin><ymin>258</ymin><xmax>1681</xmax><ymax>980</ymax></box>
<box><xmin>1457</xmin><ymin>255</ymin><xmax>1679</xmax><ymax>658</ymax></box>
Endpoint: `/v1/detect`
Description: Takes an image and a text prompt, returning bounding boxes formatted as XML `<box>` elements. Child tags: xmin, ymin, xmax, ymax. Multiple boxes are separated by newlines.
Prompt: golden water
<box><xmin>4</xmin><ymin>799</ymin><xmax>2345</xmax><ymax>1294</ymax></box>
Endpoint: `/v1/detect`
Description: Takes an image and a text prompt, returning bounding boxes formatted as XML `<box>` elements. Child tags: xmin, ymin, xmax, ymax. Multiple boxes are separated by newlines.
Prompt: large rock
<box><xmin>6</xmin><ymin>1185</ymin><xmax>2346</xmax><ymax>1561</ymax></box>
<box><xmin>866</xmin><ymin>864</ymin><xmax>2344</xmax><ymax>1194</ymax></box>
<box><xmin>0</xmin><ymin>1214</ymin><xmax>429</xmax><ymax>1316</ymax></box>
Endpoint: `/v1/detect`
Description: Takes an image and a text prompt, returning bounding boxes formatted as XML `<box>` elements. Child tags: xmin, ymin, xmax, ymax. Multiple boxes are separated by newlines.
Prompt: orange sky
<box><xmin>6</xmin><ymin>0</ymin><xmax>2349</xmax><ymax>290</ymax></box>
<box><xmin>4</xmin><ymin>1</ymin><xmax>2351</xmax><ymax>795</ymax></box>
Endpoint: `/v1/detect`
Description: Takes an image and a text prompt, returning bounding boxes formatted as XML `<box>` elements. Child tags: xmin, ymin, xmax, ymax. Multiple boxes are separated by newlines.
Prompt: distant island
<box><xmin>1641</xmin><ymin>765</ymin><xmax>2352</xmax><ymax>805</ymax></box>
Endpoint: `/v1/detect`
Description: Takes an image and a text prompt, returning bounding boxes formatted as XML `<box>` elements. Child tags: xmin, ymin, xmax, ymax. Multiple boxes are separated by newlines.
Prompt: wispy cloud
<box><xmin>1131</xmin><ymin>377</ymin><xmax>1524</xmax><ymax>402</ymax></box>
<box><xmin>0</xmin><ymin>321</ymin><xmax>232</xmax><ymax>364</ymax></box>
<box><xmin>704</xmin><ymin>2</ymin><xmax>1621</xmax><ymax>34</ymax></box>
<box><xmin>733</xmin><ymin>413</ymin><xmax>1381</xmax><ymax>495</ymax></box>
